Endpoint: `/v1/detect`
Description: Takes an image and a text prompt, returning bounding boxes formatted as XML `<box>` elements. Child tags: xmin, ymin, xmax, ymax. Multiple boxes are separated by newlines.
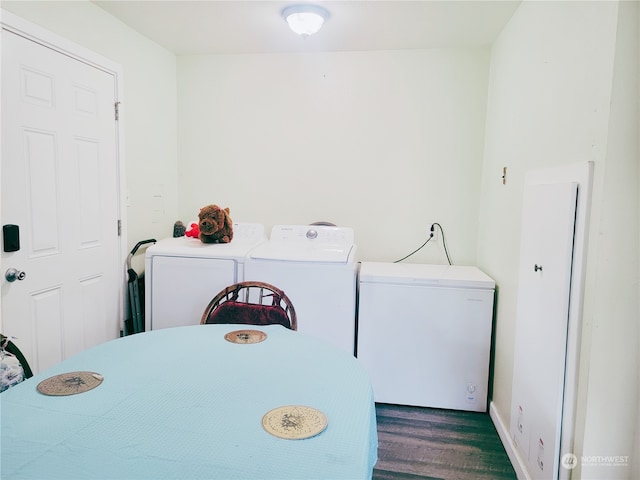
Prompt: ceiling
<box><xmin>93</xmin><ymin>1</ymin><xmax>522</xmax><ymax>55</ymax></box>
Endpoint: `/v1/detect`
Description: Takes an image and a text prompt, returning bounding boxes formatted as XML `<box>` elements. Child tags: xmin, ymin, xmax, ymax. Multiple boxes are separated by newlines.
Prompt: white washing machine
<box><xmin>244</xmin><ymin>225</ymin><xmax>358</xmax><ymax>355</ymax></box>
<box><xmin>356</xmin><ymin>262</ymin><xmax>495</xmax><ymax>412</ymax></box>
<box><xmin>144</xmin><ymin>223</ymin><xmax>266</xmax><ymax>331</ymax></box>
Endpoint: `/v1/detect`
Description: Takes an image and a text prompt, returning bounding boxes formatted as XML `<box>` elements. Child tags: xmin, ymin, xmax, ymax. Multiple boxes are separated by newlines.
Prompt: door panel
<box><xmin>32</xmin><ymin>287</ymin><xmax>64</xmax><ymax>369</ymax></box>
<box><xmin>1</xmin><ymin>29</ymin><xmax>121</xmax><ymax>374</ymax></box>
<box><xmin>25</xmin><ymin>129</ymin><xmax>60</xmax><ymax>255</ymax></box>
<box><xmin>510</xmin><ymin>182</ymin><xmax>578</xmax><ymax>479</ymax></box>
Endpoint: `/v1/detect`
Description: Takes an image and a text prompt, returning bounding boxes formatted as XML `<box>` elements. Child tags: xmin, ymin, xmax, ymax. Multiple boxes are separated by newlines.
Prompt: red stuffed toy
<box><xmin>185</xmin><ymin>222</ymin><xmax>200</xmax><ymax>238</ymax></box>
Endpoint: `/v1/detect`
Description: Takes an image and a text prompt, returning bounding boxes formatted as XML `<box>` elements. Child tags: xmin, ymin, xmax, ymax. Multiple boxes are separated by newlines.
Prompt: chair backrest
<box><xmin>1</xmin><ymin>335</ymin><xmax>33</xmax><ymax>392</ymax></box>
<box><xmin>201</xmin><ymin>281</ymin><xmax>297</xmax><ymax>331</ymax></box>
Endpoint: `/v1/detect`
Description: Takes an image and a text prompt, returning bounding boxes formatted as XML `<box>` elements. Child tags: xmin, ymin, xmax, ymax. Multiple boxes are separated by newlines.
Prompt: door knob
<box><xmin>5</xmin><ymin>268</ymin><xmax>26</xmax><ymax>282</ymax></box>
<box><xmin>534</xmin><ymin>264</ymin><xmax>543</xmax><ymax>272</ymax></box>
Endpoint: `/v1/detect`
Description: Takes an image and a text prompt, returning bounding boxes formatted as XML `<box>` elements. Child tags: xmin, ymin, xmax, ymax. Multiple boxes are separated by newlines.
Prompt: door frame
<box><xmin>1</xmin><ymin>10</ymin><xmax>128</xmax><ymax>333</ymax></box>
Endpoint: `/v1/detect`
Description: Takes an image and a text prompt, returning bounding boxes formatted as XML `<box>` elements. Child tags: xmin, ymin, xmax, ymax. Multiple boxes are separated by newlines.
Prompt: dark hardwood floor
<box><xmin>373</xmin><ymin>404</ymin><xmax>517</xmax><ymax>480</ymax></box>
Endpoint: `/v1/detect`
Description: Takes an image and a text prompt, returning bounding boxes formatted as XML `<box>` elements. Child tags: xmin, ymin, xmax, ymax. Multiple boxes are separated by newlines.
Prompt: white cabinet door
<box><xmin>146</xmin><ymin>256</ymin><xmax>237</xmax><ymax>330</ymax></box>
<box><xmin>510</xmin><ymin>182</ymin><xmax>578</xmax><ymax>480</ymax></box>
<box><xmin>1</xmin><ymin>29</ymin><xmax>121</xmax><ymax>373</ymax></box>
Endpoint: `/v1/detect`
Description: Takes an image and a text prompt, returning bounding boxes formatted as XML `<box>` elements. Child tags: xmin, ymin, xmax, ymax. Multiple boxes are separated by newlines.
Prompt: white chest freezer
<box><xmin>356</xmin><ymin>262</ymin><xmax>495</xmax><ymax>412</ymax></box>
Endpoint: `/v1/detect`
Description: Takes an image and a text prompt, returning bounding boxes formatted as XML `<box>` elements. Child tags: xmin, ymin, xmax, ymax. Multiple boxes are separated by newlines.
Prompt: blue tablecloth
<box><xmin>1</xmin><ymin>325</ymin><xmax>377</xmax><ymax>479</ymax></box>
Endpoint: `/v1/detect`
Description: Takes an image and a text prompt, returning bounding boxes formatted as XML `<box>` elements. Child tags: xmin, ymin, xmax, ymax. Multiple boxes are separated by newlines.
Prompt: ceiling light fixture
<box><xmin>282</xmin><ymin>4</ymin><xmax>330</xmax><ymax>37</ymax></box>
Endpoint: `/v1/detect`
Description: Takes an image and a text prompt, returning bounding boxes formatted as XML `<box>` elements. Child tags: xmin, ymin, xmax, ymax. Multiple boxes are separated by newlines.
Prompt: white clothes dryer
<box><xmin>244</xmin><ymin>225</ymin><xmax>358</xmax><ymax>356</ymax></box>
<box><xmin>144</xmin><ymin>223</ymin><xmax>266</xmax><ymax>331</ymax></box>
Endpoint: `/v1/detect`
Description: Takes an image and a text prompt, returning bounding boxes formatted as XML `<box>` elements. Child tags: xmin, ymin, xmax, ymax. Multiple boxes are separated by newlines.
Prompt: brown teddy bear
<box><xmin>198</xmin><ymin>204</ymin><xmax>233</xmax><ymax>243</ymax></box>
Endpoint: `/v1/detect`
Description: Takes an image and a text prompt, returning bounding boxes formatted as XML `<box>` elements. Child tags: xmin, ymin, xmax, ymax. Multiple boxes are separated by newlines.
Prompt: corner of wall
<box><xmin>490</xmin><ymin>401</ymin><xmax>530</xmax><ymax>480</ymax></box>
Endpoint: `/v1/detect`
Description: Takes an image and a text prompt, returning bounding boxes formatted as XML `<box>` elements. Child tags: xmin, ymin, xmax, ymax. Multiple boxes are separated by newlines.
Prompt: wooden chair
<box><xmin>1</xmin><ymin>334</ymin><xmax>33</xmax><ymax>392</ymax></box>
<box><xmin>1</xmin><ymin>335</ymin><xmax>33</xmax><ymax>379</ymax></box>
<box><xmin>200</xmin><ymin>281</ymin><xmax>297</xmax><ymax>331</ymax></box>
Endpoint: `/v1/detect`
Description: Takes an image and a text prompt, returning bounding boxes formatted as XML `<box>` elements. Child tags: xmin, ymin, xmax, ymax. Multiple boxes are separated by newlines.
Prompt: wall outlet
<box><xmin>537</xmin><ymin>437</ymin><xmax>545</xmax><ymax>471</ymax></box>
<box><xmin>428</xmin><ymin>223</ymin><xmax>438</xmax><ymax>241</ymax></box>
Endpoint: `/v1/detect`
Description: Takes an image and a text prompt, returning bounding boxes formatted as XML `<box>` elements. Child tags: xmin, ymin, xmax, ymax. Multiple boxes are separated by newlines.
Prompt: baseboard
<box><xmin>489</xmin><ymin>401</ymin><xmax>531</xmax><ymax>480</ymax></box>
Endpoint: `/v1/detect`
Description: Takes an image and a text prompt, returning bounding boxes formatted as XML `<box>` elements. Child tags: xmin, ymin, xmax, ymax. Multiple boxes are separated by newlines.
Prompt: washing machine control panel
<box><xmin>270</xmin><ymin>225</ymin><xmax>354</xmax><ymax>246</ymax></box>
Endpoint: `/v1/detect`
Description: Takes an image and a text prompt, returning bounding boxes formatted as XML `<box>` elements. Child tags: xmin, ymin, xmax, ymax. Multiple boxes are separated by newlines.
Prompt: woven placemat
<box><xmin>224</xmin><ymin>329</ymin><xmax>267</xmax><ymax>344</ymax></box>
<box><xmin>262</xmin><ymin>405</ymin><xmax>328</xmax><ymax>440</ymax></box>
<box><xmin>37</xmin><ymin>371</ymin><xmax>103</xmax><ymax>396</ymax></box>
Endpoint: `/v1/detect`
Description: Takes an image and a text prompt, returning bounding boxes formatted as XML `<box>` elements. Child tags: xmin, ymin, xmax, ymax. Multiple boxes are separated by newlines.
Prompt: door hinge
<box><xmin>117</xmin><ymin>219</ymin><xmax>122</xmax><ymax>236</ymax></box>
<box><xmin>114</xmin><ymin>101</ymin><xmax>121</xmax><ymax>121</ymax></box>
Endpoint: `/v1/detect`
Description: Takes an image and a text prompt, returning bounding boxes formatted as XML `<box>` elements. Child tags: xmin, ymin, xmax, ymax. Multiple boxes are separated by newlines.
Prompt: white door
<box><xmin>1</xmin><ymin>28</ymin><xmax>122</xmax><ymax>374</ymax></box>
<box><xmin>510</xmin><ymin>182</ymin><xmax>578</xmax><ymax>480</ymax></box>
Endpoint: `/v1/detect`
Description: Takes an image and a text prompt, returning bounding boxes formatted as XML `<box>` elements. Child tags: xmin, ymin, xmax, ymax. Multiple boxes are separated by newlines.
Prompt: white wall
<box><xmin>578</xmin><ymin>1</ymin><xmax>639</xmax><ymax>478</ymax></box>
<box><xmin>479</xmin><ymin>1</ymin><xmax>639</xmax><ymax>478</ymax></box>
<box><xmin>4</xmin><ymin>1</ymin><xmax>638</xmax><ymax>476</ymax></box>
<box><xmin>479</xmin><ymin>0</ymin><xmax>616</xmax><ymax>422</ymax></box>
<box><xmin>177</xmin><ymin>49</ymin><xmax>490</xmax><ymax>263</ymax></box>
<box><xmin>2</xmin><ymin>2</ymin><xmax>490</xmax><ymax>266</ymax></box>
<box><xmin>1</xmin><ymin>1</ymin><xmax>179</xmax><ymax>254</ymax></box>
<box><xmin>635</xmin><ymin>6</ymin><xmax>640</xmax><ymax>479</ymax></box>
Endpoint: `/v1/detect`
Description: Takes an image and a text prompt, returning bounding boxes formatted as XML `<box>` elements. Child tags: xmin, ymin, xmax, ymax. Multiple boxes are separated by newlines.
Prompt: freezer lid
<box><xmin>359</xmin><ymin>262</ymin><xmax>495</xmax><ymax>289</ymax></box>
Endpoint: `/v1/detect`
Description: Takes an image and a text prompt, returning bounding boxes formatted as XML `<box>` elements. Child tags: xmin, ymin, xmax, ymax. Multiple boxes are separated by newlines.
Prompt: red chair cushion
<box><xmin>205</xmin><ymin>301</ymin><xmax>291</xmax><ymax>329</ymax></box>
